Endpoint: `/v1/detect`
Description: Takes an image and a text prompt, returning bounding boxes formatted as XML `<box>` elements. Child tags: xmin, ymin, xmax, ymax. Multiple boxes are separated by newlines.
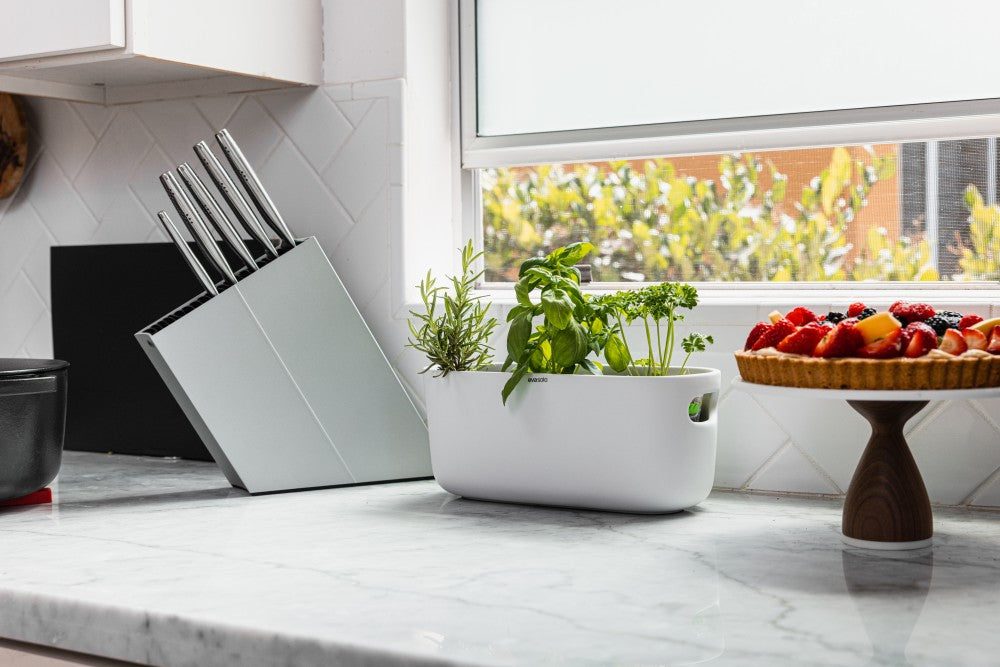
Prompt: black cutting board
<box><xmin>52</xmin><ymin>241</ymin><xmax>268</xmax><ymax>460</ymax></box>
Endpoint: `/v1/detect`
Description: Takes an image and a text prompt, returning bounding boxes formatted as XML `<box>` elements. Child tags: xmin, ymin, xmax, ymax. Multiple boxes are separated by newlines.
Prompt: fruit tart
<box><xmin>735</xmin><ymin>302</ymin><xmax>1000</xmax><ymax>390</ymax></box>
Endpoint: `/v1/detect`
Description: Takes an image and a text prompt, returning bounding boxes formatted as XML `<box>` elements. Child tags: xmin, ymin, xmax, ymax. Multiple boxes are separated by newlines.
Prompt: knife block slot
<box><xmin>136</xmin><ymin>237</ymin><xmax>431</xmax><ymax>494</ymax></box>
<box><xmin>141</xmin><ymin>293</ymin><xmax>216</xmax><ymax>335</ymax></box>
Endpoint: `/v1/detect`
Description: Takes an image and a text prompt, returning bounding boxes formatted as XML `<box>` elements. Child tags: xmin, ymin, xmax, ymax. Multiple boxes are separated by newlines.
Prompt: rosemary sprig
<box><xmin>407</xmin><ymin>241</ymin><xmax>499</xmax><ymax>377</ymax></box>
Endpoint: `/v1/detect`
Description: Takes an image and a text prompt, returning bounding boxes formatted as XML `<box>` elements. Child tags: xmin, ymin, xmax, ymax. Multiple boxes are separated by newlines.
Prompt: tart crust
<box><xmin>735</xmin><ymin>351</ymin><xmax>1000</xmax><ymax>390</ymax></box>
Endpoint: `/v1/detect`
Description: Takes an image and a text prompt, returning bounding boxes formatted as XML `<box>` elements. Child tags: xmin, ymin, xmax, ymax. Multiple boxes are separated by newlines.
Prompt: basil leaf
<box><xmin>551</xmin><ymin>320</ymin><xmax>588</xmax><ymax>367</ymax></box>
<box><xmin>501</xmin><ymin>364</ymin><xmax>530</xmax><ymax>405</ymax></box>
<box><xmin>506</xmin><ymin>313</ymin><xmax>532</xmax><ymax>361</ymax></box>
<box><xmin>500</xmin><ymin>354</ymin><xmax>514</xmax><ymax>371</ymax></box>
<box><xmin>550</xmin><ymin>241</ymin><xmax>594</xmax><ymax>266</ymax></box>
<box><xmin>514</xmin><ymin>279</ymin><xmax>532</xmax><ymax>307</ymax></box>
<box><xmin>529</xmin><ymin>347</ymin><xmax>546</xmax><ymax>371</ymax></box>
<box><xmin>522</xmin><ymin>266</ymin><xmax>553</xmax><ymax>282</ymax></box>
<box><xmin>517</xmin><ymin>257</ymin><xmax>548</xmax><ymax>278</ymax></box>
<box><xmin>605</xmin><ymin>334</ymin><xmax>629</xmax><ymax>372</ymax></box>
<box><xmin>506</xmin><ymin>304</ymin><xmax>528</xmax><ymax>323</ymax></box>
<box><xmin>541</xmin><ymin>288</ymin><xmax>574</xmax><ymax>330</ymax></box>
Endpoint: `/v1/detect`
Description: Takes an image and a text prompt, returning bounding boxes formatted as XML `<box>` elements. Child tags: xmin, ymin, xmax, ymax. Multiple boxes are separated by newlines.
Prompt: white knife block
<box><xmin>136</xmin><ymin>237</ymin><xmax>431</xmax><ymax>494</ymax></box>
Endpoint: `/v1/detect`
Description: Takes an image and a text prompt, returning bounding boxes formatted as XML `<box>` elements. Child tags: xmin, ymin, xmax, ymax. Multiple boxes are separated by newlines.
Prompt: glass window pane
<box><xmin>476</xmin><ymin>0</ymin><xmax>1000</xmax><ymax>136</ymax></box>
<box><xmin>481</xmin><ymin>141</ymin><xmax>1000</xmax><ymax>283</ymax></box>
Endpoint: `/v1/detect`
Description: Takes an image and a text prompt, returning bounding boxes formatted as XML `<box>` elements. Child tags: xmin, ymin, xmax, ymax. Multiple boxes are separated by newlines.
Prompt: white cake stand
<box><xmin>734</xmin><ymin>378</ymin><xmax>1000</xmax><ymax>550</ymax></box>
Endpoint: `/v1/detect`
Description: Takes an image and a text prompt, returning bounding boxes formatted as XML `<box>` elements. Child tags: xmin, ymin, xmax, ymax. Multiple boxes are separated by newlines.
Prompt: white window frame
<box><xmin>456</xmin><ymin>0</ymin><xmax>1000</xmax><ymax>299</ymax></box>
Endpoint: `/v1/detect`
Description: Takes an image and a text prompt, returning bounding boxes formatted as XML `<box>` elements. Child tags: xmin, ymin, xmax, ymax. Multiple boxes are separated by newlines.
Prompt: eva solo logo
<box><xmin>527</xmin><ymin>377</ymin><xmax>548</xmax><ymax>383</ymax></box>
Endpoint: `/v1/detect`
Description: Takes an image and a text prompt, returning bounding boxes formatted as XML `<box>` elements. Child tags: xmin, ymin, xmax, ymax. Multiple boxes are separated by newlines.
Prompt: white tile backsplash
<box><xmin>5</xmin><ymin>82</ymin><xmax>1000</xmax><ymax>510</ymax></box>
<box><xmin>258</xmin><ymin>88</ymin><xmax>353</xmax><ymax>172</ymax></box>
<box><xmin>0</xmin><ymin>273</ymin><xmax>45</xmax><ymax>354</ymax></box>
<box><xmin>191</xmin><ymin>95</ymin><xmax>244</xmax><ymax>130</ymax></box>
<box><xmin>24</xmin><ymin>151</ymin><xmax>98</xmax><ymax>245</ymax></box>
<box><xmin>322</xmin><ymin>97</ymin><xmax>388</xmax><ymax>218</ymax></box>
<box><xmin>224</xmin><ymin>98</ymin><xmax>283</xmax><ymax>165</ymax></box>
<box><xmin>714</xmin><ymin>391</ymin><xmax>788</xmax><ymax>488</ymax></box>
<box><xmin>91</xmin><ymin>190</ymin><xmax>154</xmax><ymax>244</ymax></box>
<box><xmin>134</xmin><ymin>100</ymin><xmax>218</xmax><ymax>168</ymax></box>
<box><xmin>0</xmin><ymin>195</ymin><xmax>45</xmax><ymax>296</ymax></box>
<box><xmin>258</xmin><ymin>138</ymin><xmax>355</xmax><ymax>251</ymax></box>
<box><xmin>69</xmin><ymin>101</ymin><xmax>114</xmax><ymax>138</ymax></box>
<box><xmin>332</xmin><ymin>185</ymin><xmax>389</xmax><ymax>308</ymax></box>
<box><xmin>72</xmin><ymin>110</ymin><xmax>152</xmax><ymax>219</ymax></box>
<box><xmin>128</xmin><ymin>146</ymin><xmax>174</xmax><ymax>216</ymax></box>
<box><xmin>754</xmin><ymin>394</ymin><xmax>868</xmax><ymax>491</ymax></box>
<box><xmin>910</xmin><ymin>401</ymin><xmax>1000</xmax><ymax>505</ymax></box>
<box><xmin>335</xmin><ymin>99</ymin><xmax>373</xmax><ymax>127</ymax></box>
<box><xmin>748</xmin><ymin>443</ymin><xmax>841</xmax><ymax>495</ymax></box>
<box><xmin>31</xmin><ymin>100</ymin><xmax>97</xmax><ymax>179</ymax></box>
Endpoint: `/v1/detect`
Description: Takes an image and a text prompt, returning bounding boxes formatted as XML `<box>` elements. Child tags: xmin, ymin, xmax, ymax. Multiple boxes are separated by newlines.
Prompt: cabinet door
<box><xmin>0</xmin><ymin>0</ymin><xmax>125</xmax><ymax>62</ymax></box>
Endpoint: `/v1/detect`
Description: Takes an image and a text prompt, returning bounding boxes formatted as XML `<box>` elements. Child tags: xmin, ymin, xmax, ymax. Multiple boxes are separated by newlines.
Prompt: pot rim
<box><xmin>0</xmin><ymin>358</ymin><xmax>69</xmax><ymax>377</ymax></box>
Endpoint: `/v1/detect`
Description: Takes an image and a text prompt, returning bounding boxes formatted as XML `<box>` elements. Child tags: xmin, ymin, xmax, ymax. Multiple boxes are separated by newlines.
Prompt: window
<box><xmin>479</xmin><ymin>140</ymin><xmax>1000</xmax><ymax>284</ymax></box>
<box><xmin>473</xmin><ymin>0</ymin><xmax>1000</xmax><ymax>137</ymax></box>
<box><xmin>459</xmin><ymin>0</ymin><xmax>1000</xmax><ymax>288</ymax></box>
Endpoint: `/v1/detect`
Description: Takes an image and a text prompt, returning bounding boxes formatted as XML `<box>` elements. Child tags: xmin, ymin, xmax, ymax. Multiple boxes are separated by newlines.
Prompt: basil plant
<box><xmin>501</xmin><ymin>242</ymin><xmax>609</xmax><ymax>403</ymax></box>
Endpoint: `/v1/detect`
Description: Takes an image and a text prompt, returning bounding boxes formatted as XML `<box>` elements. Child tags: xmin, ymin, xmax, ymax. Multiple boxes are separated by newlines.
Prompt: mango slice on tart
<box><xmin>855</xmin><ymin>312</ymin><xmax>903</xmax><ymax>345</ymax></box>
<box><xmin>972</xmin><ymin>317</ymin><xmax>1000</xmax><ymax>336</ymax></box>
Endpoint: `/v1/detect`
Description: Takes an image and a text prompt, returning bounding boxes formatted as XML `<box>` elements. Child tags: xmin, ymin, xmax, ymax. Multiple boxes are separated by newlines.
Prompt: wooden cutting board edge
<box><xmin>0</xmin><ymin>93</ymin><xmax>28</xmax><ymax>200</ymax></box>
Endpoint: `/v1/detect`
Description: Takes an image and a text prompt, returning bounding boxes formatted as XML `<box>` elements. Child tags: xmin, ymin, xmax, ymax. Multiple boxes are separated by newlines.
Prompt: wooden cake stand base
<box><xmin>734</xmin><ymin>379</ymin><xmax>1000</xmax><ymax>550</ymax></box>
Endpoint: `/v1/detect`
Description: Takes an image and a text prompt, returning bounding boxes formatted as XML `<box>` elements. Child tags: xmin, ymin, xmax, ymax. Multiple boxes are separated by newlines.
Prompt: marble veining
<box><xmin>1</xmin><ymin>452</ymin><xmax>999</xmax><ymax>666</ymax></box>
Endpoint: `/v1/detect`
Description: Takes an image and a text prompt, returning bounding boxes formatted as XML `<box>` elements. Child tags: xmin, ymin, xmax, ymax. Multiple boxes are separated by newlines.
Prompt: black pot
<box><xmin>0</xmin><ymin>359</ymin><xmax>69</xmax><ymax>502</ymax></box>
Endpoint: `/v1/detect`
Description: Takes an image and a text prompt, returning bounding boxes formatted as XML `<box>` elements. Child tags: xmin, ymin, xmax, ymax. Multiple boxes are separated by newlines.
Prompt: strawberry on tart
<box><xmin>735</xmin><ymin>302</ymin><xmax>1000</xmax><ymax>390</ymax></box>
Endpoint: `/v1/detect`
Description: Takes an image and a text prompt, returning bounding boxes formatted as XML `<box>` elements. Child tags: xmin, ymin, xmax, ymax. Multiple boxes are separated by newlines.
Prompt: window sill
<box><xmin>395</xmin><ymin>296</ymin><xmax>997</xmax><ymax>350</ymax></box>
<box><xmin>424</xmin><ymin>285</ymin><xmax>1000</xmax><ymax>327</ymax></box>
<box><xmin>475</xmin><ymin>284</ymin><xmax>1000</xmax><ymax>305</ymax></box>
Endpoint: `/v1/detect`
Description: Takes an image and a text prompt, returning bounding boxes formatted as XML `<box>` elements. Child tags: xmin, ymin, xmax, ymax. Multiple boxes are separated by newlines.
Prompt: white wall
<box><xmin>1</xmin><ymin>0</ymin><xmax>999</xmax><ymax>507</ymax></box>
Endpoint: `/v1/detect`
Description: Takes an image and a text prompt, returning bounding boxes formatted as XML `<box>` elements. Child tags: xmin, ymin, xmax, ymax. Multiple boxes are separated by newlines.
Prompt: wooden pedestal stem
<box><xmin>843</xmin><ymin>400</ymin><xmax>932</xmax><ymax>544</ymax></box>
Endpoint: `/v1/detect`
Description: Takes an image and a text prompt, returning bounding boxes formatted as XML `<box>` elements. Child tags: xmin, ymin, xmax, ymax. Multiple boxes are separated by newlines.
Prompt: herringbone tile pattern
<box><xmin>3</xmin><ymin>81</ymin><xmax>1000</xmax><ymax>507</ymax></box>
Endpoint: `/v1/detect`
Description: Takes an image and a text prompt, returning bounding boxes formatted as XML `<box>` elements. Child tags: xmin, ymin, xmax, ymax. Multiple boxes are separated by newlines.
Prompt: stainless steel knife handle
<box><xmin>193</xmin><ymin>141</ymin><xmax>279</xmax><ymax>259</ymax></box>
<box><xmin>178</xmin><ymin>162</ymin><xmax>259</xmax><ymax>271</ymax></box>
<box><xmin>157</xmin><ymin>211</ymin><xmax>219</xmax><ymax>296</ymax></box>
<box><xmin>160</xmin><ymin>171</ymin><xmax>238</xmax><ymax>285</ymax></box>
<box><xmin>215</xmin><ymin>129</ymin><xmax>297</xmax><ymax>250</ymax></box>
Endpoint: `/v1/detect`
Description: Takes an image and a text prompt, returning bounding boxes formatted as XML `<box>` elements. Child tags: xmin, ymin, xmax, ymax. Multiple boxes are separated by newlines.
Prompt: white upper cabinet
<box><xmin>0</xmin><ymin>0</ymin><xmax>124</xmax><ymax>62</ymax></box>
<box><xmin>0</xmin><ymin>0</ymin><xmax>321</xmax><ymax>104</ymax></box>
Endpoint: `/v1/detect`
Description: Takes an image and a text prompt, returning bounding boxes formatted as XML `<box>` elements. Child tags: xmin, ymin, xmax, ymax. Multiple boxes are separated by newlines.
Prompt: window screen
<box><xmin>481</xmin><ymin>141</ymin><xmax>1000</xmax><ymax>283</ymax></box>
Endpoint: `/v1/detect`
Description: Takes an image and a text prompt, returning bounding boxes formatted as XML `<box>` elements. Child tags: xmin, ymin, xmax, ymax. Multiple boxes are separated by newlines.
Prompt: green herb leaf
<box><xmin>551</xmin><ymin>320</ymin><xmax>588</xmax><ymax>367</ymax></box>
<box><xmin>549</xmin><ymin>241</ymin><xmax>594</xmax><ymax>266</ymax></box>
<box><xmin>529</xmin><ymin>339</ymin><xmax>550</xmax><ymax>371</ymax></box>
<box><xmin>605</xmin><ymin>334</ymin><xmax>630</xmax><ymax>372</ymax></box>
<box><xmin>514</xmin><ymin>279</ymin><xmax>533</xmax><ymax>307</ymax></box>
<box><xmin>500</xmin><ymin>354</ymin><xmax>514</xmax><ymax>371</ymax></box>
<box><xmin>517</xmin><ymin>257</ymin><xmax>548</xmax><ymax>278</ymax></box>
<box><xmin>523</xmin><ymin>266</ymin><xmax>554</xmax><ymax>283</ymax></box>
<box><xmin>406</xmin><ymin>240</ymin><xmax>498</xmax><ymax>377</ymax></box>
<box><xmin>507</xmin><ymin>313</ymin><xmax>533</xmax><ymax>361</ymax></box>
<box><xmin>541</xmin><ymin>288</ymin><xmax>574</xmax><ymax>330</ymax></box>
<box><xmin>501</xmin><ymin>364</ymin><xmax>530</xmax><ymax>405</ymax></box>
<box><xmin>681</xmin><ymin>332</ymin><xmax>714</xmax><ymax>354</ymax></box>
<box><xmin>506</xmin><ymin>304</ymin><xmax>528</xmax><ymax>323</ymax></box>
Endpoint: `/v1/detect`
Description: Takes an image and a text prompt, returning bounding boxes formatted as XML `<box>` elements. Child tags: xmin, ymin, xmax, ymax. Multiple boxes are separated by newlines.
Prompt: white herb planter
<box><xmin>427</xmin><ymin>367</ymin><xmax>721</xmax><ymax>513</ymax></box>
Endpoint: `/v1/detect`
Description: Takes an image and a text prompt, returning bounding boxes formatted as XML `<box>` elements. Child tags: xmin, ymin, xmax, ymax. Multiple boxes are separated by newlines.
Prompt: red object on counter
<box><xmin>0</xmin><ymin>488</ymin><xmax>52</xmax><ymax>507</ymax></box>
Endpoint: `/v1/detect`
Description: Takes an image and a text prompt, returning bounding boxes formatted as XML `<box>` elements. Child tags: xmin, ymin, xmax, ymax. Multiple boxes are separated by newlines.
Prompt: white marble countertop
<box><xmin>1</xmin><ymin>452</ymin><xmax>999</xmax><ymax>666</ymax></box>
